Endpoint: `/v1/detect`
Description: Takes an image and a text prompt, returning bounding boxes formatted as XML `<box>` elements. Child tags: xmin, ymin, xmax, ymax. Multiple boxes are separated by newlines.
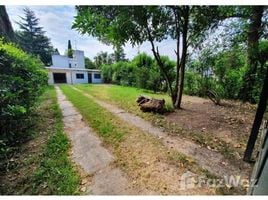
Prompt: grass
<box><xmin>60</xmin><ymin>85</ymin><xmax>125</xmax><ymax>145</ymax></box>
<box><xmin>0</xmin><ymin>86</ymin><xmax>80</xmax><ymax>195</ymax></box>
<box><xmin>31</xmin><ymin>88</ymin><xmax>80</xmax><ymax>194</ymax></box>
<box><xmin>74</xmin><ymin>84</ymin><xmax>238</xmax><ymax>160</ymax></box>
<box><xmin>76</xmin><ymin>84</ymin><xmax>174</xmax><ymax>113</ymax></box>
<box><xmin>62</xmin><ymin>84</ymin><xmax>247</xmax><ymax>195</ymax></box>
<box><xmin>60</xmin><ymin>85</ymin><xmax>224</xmax><ymax>194</ymax></box>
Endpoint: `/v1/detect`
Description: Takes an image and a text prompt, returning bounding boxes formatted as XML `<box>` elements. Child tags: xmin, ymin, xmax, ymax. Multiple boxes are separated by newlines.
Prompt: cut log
<box><xmin>136</xmin><ymin>95</ymin><xmax>165</xmax><ymax>113</ymax></box>
<box><xmin>136</xmin><ymin>95</ymin><xmax>150</xmax><ymax>106</ymax></box>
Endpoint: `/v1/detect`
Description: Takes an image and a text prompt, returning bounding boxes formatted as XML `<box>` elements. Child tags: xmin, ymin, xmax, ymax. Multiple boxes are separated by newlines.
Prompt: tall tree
<box><xmin>111</xmin><ymin>45</ymin><xmax>126</xmax><ymax>62</ymax></box>
<box><xmin>67</xmin><ymin>39</ymin><xmax>73</xmax><ymax>58</ymax></box>
<box><xmin>244</xmin><ymin>66</ymin><xmax>268</xmax><ymax>162</ymax></box>
<box><xmin>16</xmin><ymin>8</ymin><xmax>54</xmax><ymax>66</ymax></box>
<box><xmin>73</xmin><ymin>6</ymin><xmax>221</xmax><ymax>108</ymax></box>
<box><xmin>0</xmin><ymin>6</ymin><xmax>14</xmax><ymax>41</ymax></box>
<box><xmin>85</xmin><ymin>57</ymin><xmax>97</xmax><ymax>69</ymax></box>
<box><xmin>238</xmin><ymin>6</ymin><xmax>265</xmax><ymax>102</ymax></box>
<box><xmin>187</xmin><ymin>6</ymin><xmax>267</xmax><ymax>103</ymax></box>
<box><xmin>94</xmin><ymin>51</ymin><xmax>113</xmax><ymax>68</ymax></box>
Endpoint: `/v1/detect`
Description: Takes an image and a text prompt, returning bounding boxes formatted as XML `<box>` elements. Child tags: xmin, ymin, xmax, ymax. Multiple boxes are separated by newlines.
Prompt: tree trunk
<box><xmin>145</xmin><ymin>23</ymin><xmax>175</xmax><ymax>106</ymax></box>
<box><xmin>172</xmin><ymin>6</ymin><xmax>181</xmax><ymax>108</ymax></box>
<box><xmin>0</xmin><ymin>6</ymin><xmax>14</xmax><ymax>41</ymax></box>
<box><xmin>244</xmin><ymin>66</ymin><xmax>268</xmax><ymax>162</ymax></box>
<box><xmin>239</xmin><ymin>6</ymin><xmax>264</xmax><ymax>103</ymax></box>
<box><xmin>174</xmin><ymin>6</ymin><xmax>189</xmax><ymax>108</ymax></box>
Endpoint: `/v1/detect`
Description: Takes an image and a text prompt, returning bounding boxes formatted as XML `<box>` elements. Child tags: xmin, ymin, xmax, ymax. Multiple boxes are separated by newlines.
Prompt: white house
<box><xmin>46</xmin><ymin>50</ymin><xmax>102</xmax><ymax>84</ymax></box>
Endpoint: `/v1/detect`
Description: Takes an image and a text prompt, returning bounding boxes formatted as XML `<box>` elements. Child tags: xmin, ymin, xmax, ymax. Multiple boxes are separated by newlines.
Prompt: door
<box><xmin>88</xmin><ymin>73</ymin><xmax>92</xmax><ymax>83</ymax></box>
<box><xmin>53</xmin><ymin>73</ymin><xmax>67</xmax><ymax>83</ymax></box>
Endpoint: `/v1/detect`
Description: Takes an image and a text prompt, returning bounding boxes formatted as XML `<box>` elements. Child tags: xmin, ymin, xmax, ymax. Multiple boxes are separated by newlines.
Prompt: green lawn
<box><xmin>75</xmin><ymin>84</ymin><xmax>174</xmax><ymax>119</ymax></box>
<box><xmin>60</xmin><ymin>85</ymin><xmax>126</xmax><ymax>145</ymax></box>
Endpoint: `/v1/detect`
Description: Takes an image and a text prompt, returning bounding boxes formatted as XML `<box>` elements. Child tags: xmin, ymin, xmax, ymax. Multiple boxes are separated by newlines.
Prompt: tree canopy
<box><xmin>15</xmin><ymin>8</ymin><xmax>54</xmax><ymax>66</ymax></box>
<box><xmin>73</xmin><ymin>6</ymin><xmax>224</xmax><ymax>108</ymax></box>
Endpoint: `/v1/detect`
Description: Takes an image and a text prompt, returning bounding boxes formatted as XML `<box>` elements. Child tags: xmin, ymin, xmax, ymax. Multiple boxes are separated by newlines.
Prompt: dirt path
<box><xmin>71</xmin><ymin>86</ymin><xmax>251</xmax><ymax>180</ymax></box>
<box><xmin>55</xmin><ymin>86</ymin><xmax>134</xmax><ymax>194</ymax></box>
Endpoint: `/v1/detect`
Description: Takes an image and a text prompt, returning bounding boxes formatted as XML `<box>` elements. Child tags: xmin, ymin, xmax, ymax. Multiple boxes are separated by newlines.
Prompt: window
<box><xmin>69</xmin><ymin>63</ymin><xmax>71</xmax><ymax>68</ymax></box>
<box><xmin>94</xmin><ymin>73</ymin><xmax>101</xmax><ymax>79</ymax></box>
<box><xmin>76</xmin><ymin>73</ymin><xmax>84</xmax><ymax>79</ymax></box>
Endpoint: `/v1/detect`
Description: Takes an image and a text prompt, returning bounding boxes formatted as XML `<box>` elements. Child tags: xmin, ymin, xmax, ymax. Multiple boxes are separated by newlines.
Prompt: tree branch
<box><xmin>145</xmin><ymin>22</ymin><xmax>174</xmax><ymax>99</ymax></box>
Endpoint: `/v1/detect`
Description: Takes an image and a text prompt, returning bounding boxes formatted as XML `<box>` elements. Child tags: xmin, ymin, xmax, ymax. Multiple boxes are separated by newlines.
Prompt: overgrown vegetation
<box><xmin>0</xmin><ymin>87</ymin><xmax>79</xmax><ymax>195</ymax></box>
<box><xmin>0</xmin><ymin>40</ymin><xmax>47</xmax><ymax>161</ymax></box>
<box><xmin>184</xmin><ymin>45</ymin><xmax>247</xmax><ymax>101</ymax></box>
<box><xmin>101</xmin><ymin>53</ymin><xmax>175</xmax><ymax>92</ymax></box>
<box><xmin>184</xmin><ymin>40</ymin><xmax>268</xmax><ymax>104</ymax></box>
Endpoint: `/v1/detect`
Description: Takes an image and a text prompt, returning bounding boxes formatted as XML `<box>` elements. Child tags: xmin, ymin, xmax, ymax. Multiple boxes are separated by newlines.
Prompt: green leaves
<box><xmin>0</xmin><ymin>41</ymin><xmax>48</xmax><ymax>151</ymax></box>
<box><xmin>101</xmin><ymin>52</ymin><xmax>175</xmax><ymax>92</ymax></box>
<box><xmin>73</xmin><ymin>6</ymin><xmax>169</xmax><ymax>47</ymax></box>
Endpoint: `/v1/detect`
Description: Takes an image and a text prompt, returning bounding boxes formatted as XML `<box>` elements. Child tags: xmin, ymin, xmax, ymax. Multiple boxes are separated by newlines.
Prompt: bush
<box><xmin>184</xmin><ymin>72</ymin><xmax>200</xmax><ymax>96</ymax></box>
<box><xmin>101</xmin><ymin>53</ymin><xmax>175</xmax><ymax>93</ymax></box>
<box><xmin>0</xmin><ymin>41</ymin><xmax>48</xmax><ymax>158</ymax></box>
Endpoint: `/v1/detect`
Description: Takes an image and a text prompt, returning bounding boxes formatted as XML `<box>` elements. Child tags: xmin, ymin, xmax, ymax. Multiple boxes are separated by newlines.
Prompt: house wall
<box><xmin>73</xmin><ymin>50</ymin><xmax>85</xmax><ymax>69</ymax></box>
<box><xmin>52</xmin><ymin>55</ymin><xmax>69</xmax><ymax>68</ymax></box>
<box><xmin>52</xmin><ymin>50</ymin><xmax>85</xmax><ymax>69</ymax></box>
<box><xmin>72</xmin><ymin>71</ymin><xmax>88</xmax><ymax>84</ymax></box>
<box><xmin>47</xmin><ymin>69</ymin><xmax>72</xmax><ymax>84</ymax></box>
<box><xmin>92</xmin><ymin>72</ymin><xmax>102</xmax><ymax>83</ymax></box>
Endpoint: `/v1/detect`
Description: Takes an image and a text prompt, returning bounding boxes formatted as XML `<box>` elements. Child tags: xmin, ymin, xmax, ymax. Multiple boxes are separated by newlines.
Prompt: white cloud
<box><xmin>6</xmin><ymin>5</ymin><xmax>177</xmax><ymax>61</ymax></box>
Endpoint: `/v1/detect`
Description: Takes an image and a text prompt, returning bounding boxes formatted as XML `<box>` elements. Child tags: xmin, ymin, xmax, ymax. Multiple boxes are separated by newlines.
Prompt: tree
<box><xmin>238</xmin><ymin>6</ymin><xmax>265</xmax><ymax>103</ymax></box>
<box><xmin>0</xmin><ymin>6</ymin><xmax>14</xmax><ymax>41</ymax></box>
<box><xmin>94</xmin><ymin>51</ymin><xmax>113</xmax><ymax>68</ymax></box>
<box><xmin>244</xmin><ymin>66</ymin><xmax>268</xmax><ymax>162</ymax></box>
<box><xmin>73</xmin><ymin>6</ymin><xmax>222</xmax><ymax>108</ymax></box>
<box><xmin>67</xmin><ymin>39</ymin><xmax>73</xmax><ymax>58</ymax></box>
<box><xmin>209</xmin><ymin>6</ymin><xmax>266</xmax><ymax>103</ymax></box>
<box><xmin>15</xmin><ymin>8</ymin><xmax>54</xmax><ymax>66</ymax></box>
<box><xmin>53</xmin><ymin>48</ymin><xmax>60</xmax><ymax>55</ymax></box>
<box><xmin>85</xmin><ymin>57</ymin><xmax>97</xmax><ymax>69</ymax></box>
<box><xmin>111</xmin><ymin>45</ymin><xmax>126</xmax><ymax>62</ymax></box>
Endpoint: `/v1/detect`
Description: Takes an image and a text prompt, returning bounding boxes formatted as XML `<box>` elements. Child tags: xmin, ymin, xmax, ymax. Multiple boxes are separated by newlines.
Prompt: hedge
<box><xmin>0</xmin><ymin>40</ymin><xmax>48</xmax><ymax>158</ymax></box>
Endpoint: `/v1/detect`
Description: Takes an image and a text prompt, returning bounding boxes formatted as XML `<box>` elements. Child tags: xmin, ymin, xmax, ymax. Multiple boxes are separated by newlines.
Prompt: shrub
<box><xmin>101</xmin><ymin>53</ymin><xmax>176</xmax><ymax>93</ymax></box>
<box><xmin>0</xmin><ymin>40</ymin><xmax>48</xmax><ymax>158</ymax></box>
<box><xmin>101</xmin><ymin>64</ymin><xmax>113</xmax><ymax>83</ymax></box>
<box><xmin>184</xmin><ymin>72</ymin><xmax>200</xmax><ymax>96</ymax></box>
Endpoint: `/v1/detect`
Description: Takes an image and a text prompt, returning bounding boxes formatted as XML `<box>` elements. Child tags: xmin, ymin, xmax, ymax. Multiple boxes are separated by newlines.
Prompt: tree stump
<box><xmin>136</xmin><ymin>95</ymin><xmax>165</xmax><ymax>113</ymax></box>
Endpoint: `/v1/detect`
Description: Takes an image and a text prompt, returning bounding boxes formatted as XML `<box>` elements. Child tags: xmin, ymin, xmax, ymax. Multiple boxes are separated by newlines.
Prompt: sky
<box><xmin>6</xmin><ymin>6</ymin><xmax>178</xmax><ymax>61</ymax></box>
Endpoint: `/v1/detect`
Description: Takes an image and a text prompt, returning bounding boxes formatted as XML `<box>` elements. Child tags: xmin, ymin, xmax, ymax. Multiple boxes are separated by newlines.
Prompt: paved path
<box><xmin>56</xmin><ymin>86</ymin><xmax>134</xmax><ymax>195</ymax></box>
<box><xmin>71</xmin><ymin>86</ymin><xmax>251</xmax><ymax>179</ymax></box>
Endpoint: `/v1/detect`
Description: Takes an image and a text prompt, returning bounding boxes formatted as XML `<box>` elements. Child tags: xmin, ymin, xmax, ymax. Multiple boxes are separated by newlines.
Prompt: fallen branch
<box><xmin>206</xmin><ymin>90</ymin><xmax>221</xmax><ymax>106</ymax></box>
